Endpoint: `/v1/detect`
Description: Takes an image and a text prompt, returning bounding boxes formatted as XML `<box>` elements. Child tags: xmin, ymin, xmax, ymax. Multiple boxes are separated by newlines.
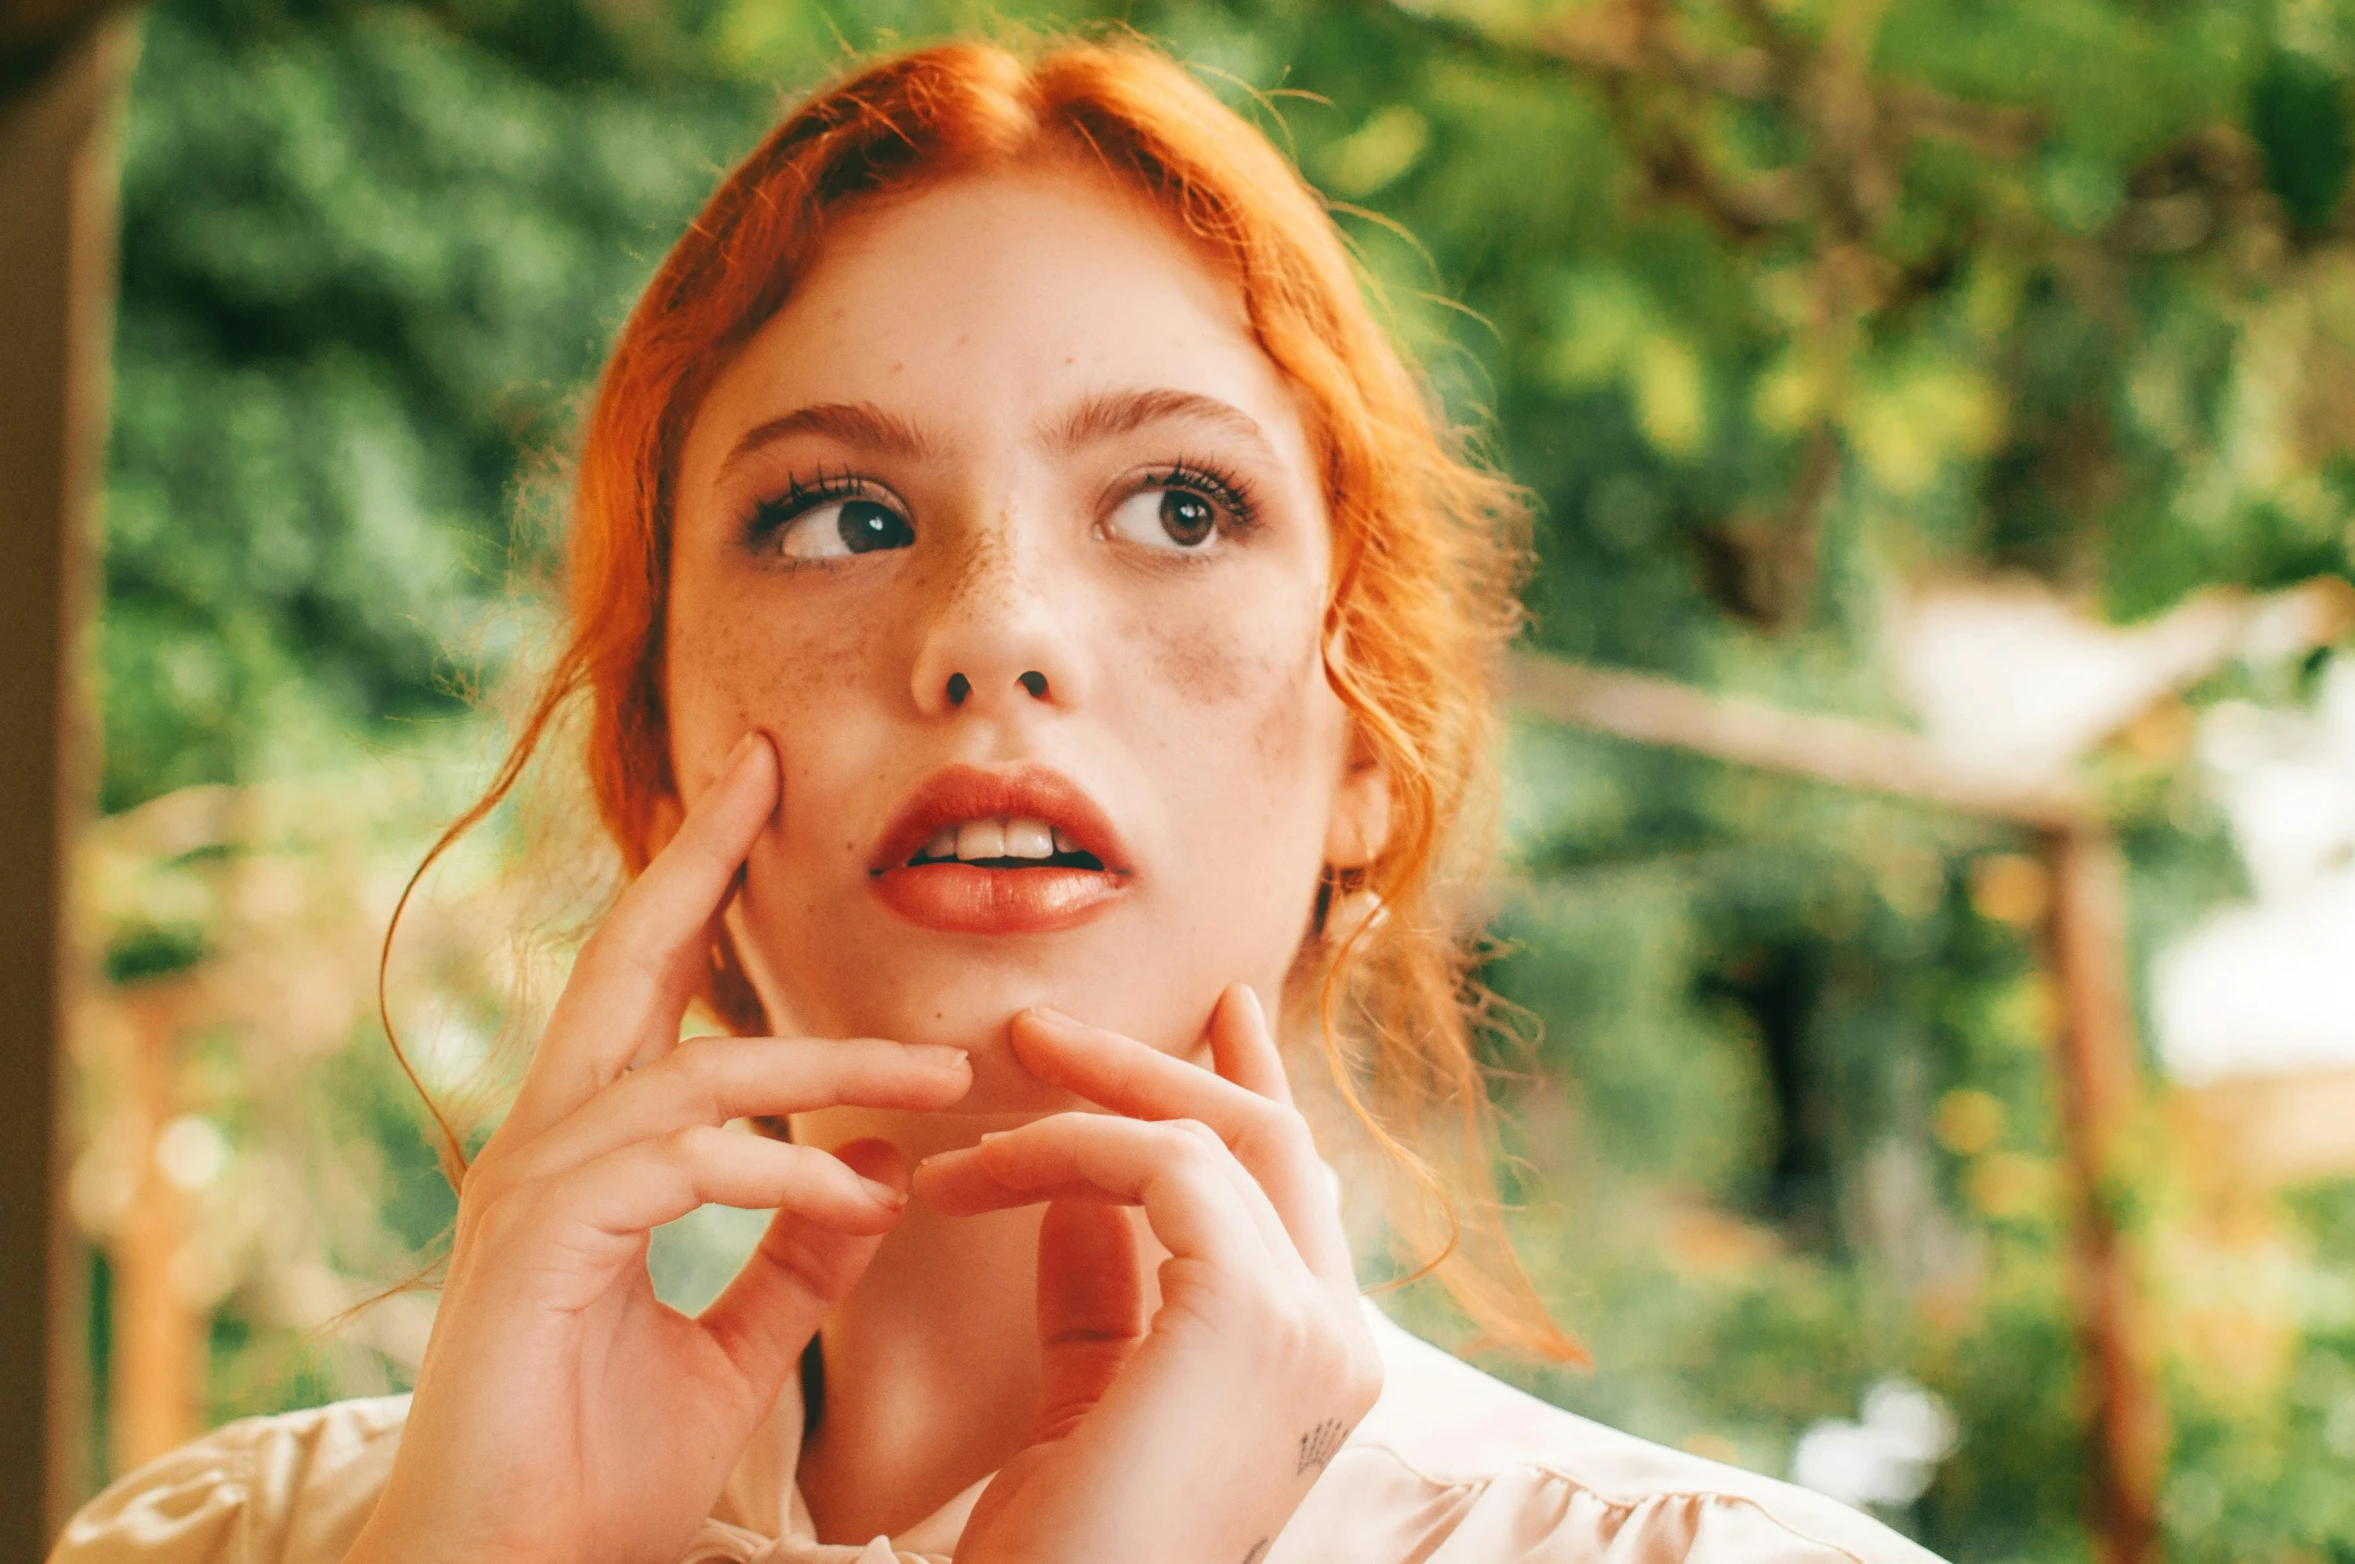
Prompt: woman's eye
<box><xmin>770</xmin><ymin>496</ymin><xmax>915</xmax><ymax>560</ymax></box>
<box><xmin>1105</xmin><ymin>486</ymin><xmax>1221</xmax><ymax>552</ymax></box>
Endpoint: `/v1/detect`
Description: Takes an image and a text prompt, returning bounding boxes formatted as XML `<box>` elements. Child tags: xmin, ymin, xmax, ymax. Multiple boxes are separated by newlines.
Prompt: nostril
<box><xmin>946</xmin><ymin>673</ymin><xmax>971</xmax><ymax>706</ymax></box>
<box><xmin>1018</xmin><ymin>670</ymin><xmax>1048</xmax><ymax>699</ymax></box>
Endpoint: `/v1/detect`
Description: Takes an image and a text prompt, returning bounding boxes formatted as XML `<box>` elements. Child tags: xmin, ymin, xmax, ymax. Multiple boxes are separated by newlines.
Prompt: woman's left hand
<box><xmin>913</xmin><ymin>985</ymin><xmax>1382</xmax><ymax>1564</ymax></box>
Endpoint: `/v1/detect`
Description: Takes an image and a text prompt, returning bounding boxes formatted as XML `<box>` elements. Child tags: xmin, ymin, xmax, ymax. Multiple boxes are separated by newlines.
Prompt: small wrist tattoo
<box><xmin>1295</xmin><ymin>1418</ymin><xmax>1346</xmax><ymax>1476</ymax></box>
<box><xmin>1241</xmin><ymin>1541</ymin><xmax>1270</xmax><ymax>1564</ymax></box>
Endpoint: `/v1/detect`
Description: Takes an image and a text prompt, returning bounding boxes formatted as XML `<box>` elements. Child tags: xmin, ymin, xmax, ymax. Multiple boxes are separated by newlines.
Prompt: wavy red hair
<box><xmin>386</xmin><ymin>34</ymin><xmax>1578</xmax><ymax>1362</ymax></box>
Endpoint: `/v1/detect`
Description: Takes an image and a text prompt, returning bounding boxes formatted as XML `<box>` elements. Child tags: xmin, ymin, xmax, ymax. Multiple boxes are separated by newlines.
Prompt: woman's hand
<box><xmin>914</xmin><ymin>989</ymin><xmax>1382</xmax><ymax>1564</ymax></box>
<box><xmin>346</xmin><ymin>734</ymin><xmax>973</xmax><ymax>1564</ymax></box>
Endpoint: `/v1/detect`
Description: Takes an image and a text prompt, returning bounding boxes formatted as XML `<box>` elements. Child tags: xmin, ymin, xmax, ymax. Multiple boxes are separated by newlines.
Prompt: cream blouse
<box><xmin>53</xmin><ymin>1304</ymin><xmax>1945</xmax><ymax>1564</ymax></box>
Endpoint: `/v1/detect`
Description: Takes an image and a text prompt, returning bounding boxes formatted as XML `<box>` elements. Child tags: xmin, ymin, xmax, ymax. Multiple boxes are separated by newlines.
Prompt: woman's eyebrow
<box><xmin>1042</xmin><ymin>388</ymin><xmax>1281</xmax><ymax>464</ymax></box>
<box><xmin>717</xmin><ymin>401</ymin><xmax>936</xmax><ymax>481</ymax></box>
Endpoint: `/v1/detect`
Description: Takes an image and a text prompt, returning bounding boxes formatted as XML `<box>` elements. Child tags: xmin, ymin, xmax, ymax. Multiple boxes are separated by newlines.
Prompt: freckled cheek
<box><xmin>1134</xmin><ymin>585</ymin><xmax>1333</xmax><ymax>819</ymax></box>
<box><xmin>1249</xmin><ymin>653</ymin><xmax>1335</xmax><ymax>783</ymax></box>
<box><xmin>671</xmin><ymin>588</ymin><xmax>900</xmax><ymax>947</ymax></box>
<box><xmin>1140</xmin><ymin>567</ymin><xmax>1322</xmax><ymax>705</ymax></box>
<box><xmin>667</xmin><ymin>582</ymin><xmax>887</xmax><ymax>776</ymax></box>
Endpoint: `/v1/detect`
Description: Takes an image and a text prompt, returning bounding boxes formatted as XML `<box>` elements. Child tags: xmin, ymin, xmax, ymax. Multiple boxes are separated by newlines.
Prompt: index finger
<box><xmin>1010</xmin><ymin>991</ymin><xmax>1272</xmax><ymax>1122</ymax></box>
<box><xmin>1206</xmin><ymin>984</ymin><xmax>1292</xmax><ymax>1105</ymax></box>
<box><xmin>507</xmin><ymin>730</ymin><xmax>780</xmax><ymax>1144</ymax></box>
<box><xmin>1008</xmin><ymin>997</ymin><xmax>1350</xmax><ymax>1278</ymax></box>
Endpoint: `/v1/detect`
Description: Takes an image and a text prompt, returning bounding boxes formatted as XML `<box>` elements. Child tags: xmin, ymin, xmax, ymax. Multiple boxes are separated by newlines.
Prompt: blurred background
<box><xmin>19</xmin><ymin>0</ymin><xmax>2355</xmax><ymax>1559</ymax></box>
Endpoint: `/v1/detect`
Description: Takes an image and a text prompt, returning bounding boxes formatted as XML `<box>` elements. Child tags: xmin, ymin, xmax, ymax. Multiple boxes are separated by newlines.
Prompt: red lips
<box><xmin>869</xmin><ymin>763</ymin><xmax>1134</xmax><ymax>935</ymax></box>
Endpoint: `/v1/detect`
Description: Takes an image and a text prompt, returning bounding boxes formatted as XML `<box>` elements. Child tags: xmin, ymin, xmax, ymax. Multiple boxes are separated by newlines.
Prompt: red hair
<box><xmin>388</xmin><ymin>34</ymin><xmax>1578</xmax><ymax>1362</ymax></box>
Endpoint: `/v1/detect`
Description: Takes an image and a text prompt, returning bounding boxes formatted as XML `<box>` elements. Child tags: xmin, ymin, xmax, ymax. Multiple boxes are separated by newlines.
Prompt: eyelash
<box><xmin>740</xmin><ymin>466</ymin><xmax>875</xmax><ymax>551</ymax></box>
<box><xmin>1140</xmin><ymin>457</ymin><xmax>1262</xmax><ymax>538</ymax></box>
<box><xmin>736</xmin><ymin>456</ymin><xmax>1265</xmax><ymax>552</ymax></box>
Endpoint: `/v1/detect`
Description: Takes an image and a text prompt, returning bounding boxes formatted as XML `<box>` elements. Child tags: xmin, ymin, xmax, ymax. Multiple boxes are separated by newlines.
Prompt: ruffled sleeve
<box><xmin>49</xmin><ymin>1393</ymin><xmax>962</xmax><ymax>1564</ymax></box>
<box><xmin>1276</xmin><ymin>1456</ymin><xmax>1941</xmax><ymax>1563</ymax></box>
<box><xmin>675</xmin><ymin>1517</ymin><xmax>951</xmax><ymax>1564</ymax></box>
<box><xmin>1282</xmin><ymin>1308</ymin><xmax>1950</xmax><ymax>1564</ymax></box>
<box><xmin>49</xmin><ymin>1398</ymin><xmax>409</xmax><ymax>1564</ymax></box>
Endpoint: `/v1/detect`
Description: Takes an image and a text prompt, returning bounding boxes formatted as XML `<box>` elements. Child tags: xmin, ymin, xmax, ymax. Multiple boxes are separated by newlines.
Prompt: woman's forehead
<box><xmin>679</xmin><ymin>166</ymin><xmax>1319</xmax><ymax>486</ymax></box>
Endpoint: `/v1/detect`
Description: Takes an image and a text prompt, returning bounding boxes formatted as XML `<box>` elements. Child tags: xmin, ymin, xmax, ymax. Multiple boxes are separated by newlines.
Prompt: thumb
<box><xmin>698</xmin><ymin>1136</ymin><xmax>904</xmax><ymax>1397</ymax></box>
<box><xmin>1033</xmin><ymin>1200</ymin><xmax>1146</xmax><ymax>1443</ymax></box>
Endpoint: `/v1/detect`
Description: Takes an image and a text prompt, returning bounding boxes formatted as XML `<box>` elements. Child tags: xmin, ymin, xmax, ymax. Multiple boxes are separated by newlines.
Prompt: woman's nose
<box><xmin>909</xmin><ymin>536</ymin><xmax>1086</xmax><ymax>718</ymax></box>
<box><xmin>943</xmin><ymin>669</ymin><xmax>1053</xmax><ymax>707</ymax></box>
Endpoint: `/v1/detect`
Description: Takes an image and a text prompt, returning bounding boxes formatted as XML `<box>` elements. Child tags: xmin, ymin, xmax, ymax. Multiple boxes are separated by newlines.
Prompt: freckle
<box><xmin>1250</xmin><ymin>683</ymin><xmax>1304</xmax><ymax>769</ymax></box>
<box><xmin>1248</xmin><ymin>620</ymin><xmax>1327</xmax><ymax>767</ymax></box>
<box><xmin>1148</xmin><ymin>617</ymin><xmax>1253</xmax><ymax>706</ymax></box>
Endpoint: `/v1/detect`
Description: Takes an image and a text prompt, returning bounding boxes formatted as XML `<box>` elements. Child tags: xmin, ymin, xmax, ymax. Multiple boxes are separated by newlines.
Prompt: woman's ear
<box><xmin>1324</xmin><ymin>718</ymin><xmax>1391</xmax><ymax>871</ymax></box>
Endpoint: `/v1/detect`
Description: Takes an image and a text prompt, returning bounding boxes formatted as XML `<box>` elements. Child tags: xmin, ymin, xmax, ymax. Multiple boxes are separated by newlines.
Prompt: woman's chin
<box><xmin>773</xmin><ymin>984</ymin><xmax>1204</xmax><ymax>1119</ymax></box>
<box><xmin>776</xmin><ymin>961</ymin><xmax>1208</xmax><ymax>1052</ymax></box>
<box><xmin>921</xmin><ymin>1039</ymin><xmax>1090</xmax><ymax>1118</ymax></box>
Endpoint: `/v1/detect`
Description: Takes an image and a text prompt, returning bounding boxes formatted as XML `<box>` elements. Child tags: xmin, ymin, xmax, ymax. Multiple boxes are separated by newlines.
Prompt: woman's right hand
<box><xmin>345</xmin><ymin>733</ymin><xmax>974</xmax><ymax>1564</ymax></box>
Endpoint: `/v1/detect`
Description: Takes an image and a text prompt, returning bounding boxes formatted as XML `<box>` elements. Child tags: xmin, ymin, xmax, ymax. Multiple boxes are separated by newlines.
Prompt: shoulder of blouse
<box><xmin>1273</xmin><ymin>1305</ymin><xmax>1950</xmax><ymax>1564</ymax></box>
<box><xmin>46</xmin><ymin>1317</ymin><xmax>1953</xmax><ymax>1564</ymax></box>
<box><xmin>48</xmin><ymin>1396</ymin><xmax>409</xmax><ymax>1564</ymax></box>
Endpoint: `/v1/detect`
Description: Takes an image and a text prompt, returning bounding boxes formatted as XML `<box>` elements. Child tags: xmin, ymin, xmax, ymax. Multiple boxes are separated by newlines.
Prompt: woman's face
<box><xmin>667</xmin><ymin>167</ymin><xmax>1377</xmax><ymax>1110</ymax></box>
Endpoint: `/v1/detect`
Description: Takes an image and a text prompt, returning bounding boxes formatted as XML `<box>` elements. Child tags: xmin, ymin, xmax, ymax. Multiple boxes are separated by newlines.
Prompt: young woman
<box><xmin>56</xmin><ymin>37</ymin><xmax>1942</xmax><ymax>1564</ymax></box>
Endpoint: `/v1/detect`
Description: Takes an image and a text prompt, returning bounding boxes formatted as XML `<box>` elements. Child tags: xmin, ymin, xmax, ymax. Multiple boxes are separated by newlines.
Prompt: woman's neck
<box><xmin>788</xmin><ymin>1106</ymin><xmax>1149</xmax><ymax>1546</ymax></box>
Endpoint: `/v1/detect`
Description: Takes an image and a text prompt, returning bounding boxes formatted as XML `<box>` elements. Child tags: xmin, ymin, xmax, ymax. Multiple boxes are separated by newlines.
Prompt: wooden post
<box><xmin>1508</xmin><ymin>651</ymin><xmax>2180</xmax><ymax>1564</ymax></box>
<box><xmin>2040</xmin><ymin>826</ymin><xmax>2164</xmax><ymax>1564</ymax></box>
<box><xmin>108</xmin><ymin>986</ymin><xmax>202</xmax><ymax>1472</ymax></box>
<box><xmin>0</xmin><ymin>15</ymin><xmax>136</xmax><ymax>1549</ymax></box>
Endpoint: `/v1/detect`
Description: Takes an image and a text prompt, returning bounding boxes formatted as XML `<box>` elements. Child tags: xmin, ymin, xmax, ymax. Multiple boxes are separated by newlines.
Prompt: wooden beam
<box><xmin>0</xmin><ymin>16</ymin><xmax>134</xmax><ymax>1549</ymax></box>
<box><xmin>1505</xmin><ymin>651</ymin><xmax>2090</xmax><ymax>827</ymax></box>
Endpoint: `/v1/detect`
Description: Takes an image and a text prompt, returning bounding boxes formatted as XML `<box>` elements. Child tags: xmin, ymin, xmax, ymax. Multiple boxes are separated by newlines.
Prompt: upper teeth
<box><xmin>919</xmin><ymin>818</ymin><xmax>1081</xmax><ymax>863</ymax></box>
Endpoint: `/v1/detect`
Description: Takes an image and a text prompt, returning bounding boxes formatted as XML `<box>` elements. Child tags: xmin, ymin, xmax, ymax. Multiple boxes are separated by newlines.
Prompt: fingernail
<box><xmin>914</xmin><ymin>1045</ymin><xmax>971</xmax><ymax>1069</ymax></box>
<box><xmin>1025</xmin><ymin>1005</ymin><xmax>1076</xmax><ymax>1028</ymax></box>
<box><xmin>726</xmin><ymin>731</ymin><xmax>758</xmax><ymax>769</ymax></box>
<box><xmin>1239</xmin><ymin>984</ymin><xmax>1268</xmax><ymax>1028</ymax></box>
<box><xmin>860</xmin><ymin>1176</ymin><xmax>907</xmax><ymax>1209</ymax></box>
<box><xmin>977</xmin><ymin>1130</ymin><xmax>1006</xmax><ymax>1147</ymax></box>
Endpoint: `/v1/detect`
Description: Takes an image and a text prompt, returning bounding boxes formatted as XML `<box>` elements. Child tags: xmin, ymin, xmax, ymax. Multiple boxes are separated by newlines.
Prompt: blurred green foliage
<box><xmin>94</xmin><ymin>0</ymin><xmax>2355</xmax><ymax>1560</ymax></box>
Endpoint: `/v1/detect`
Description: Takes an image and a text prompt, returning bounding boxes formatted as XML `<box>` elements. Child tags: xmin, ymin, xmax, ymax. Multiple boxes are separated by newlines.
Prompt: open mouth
<box><xmin>904</xmin><ymin>817</ymin><xmax>1107</xmax><ymax>872</ymax></box>
<box><xmin>869</xmin><ymin>763</ymin><xmax>1132</xmax><ymax>934</ymax></box>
